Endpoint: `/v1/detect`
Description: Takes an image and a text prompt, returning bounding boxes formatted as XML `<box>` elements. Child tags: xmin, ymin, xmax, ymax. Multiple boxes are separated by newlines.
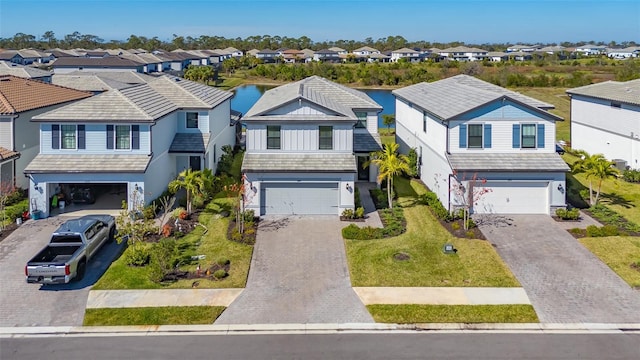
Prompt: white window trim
<box><xmin>467</xmin><ymin>123</ymin><xmax>484</xmax><ymax>149</ymax></box>
<box><xmin>521</xmin><ymin>123</ymin><xmax>537</xmax><ymax>149</ymax></box>
<box><xmin>114</xmin><ymin>124</ymin><xmax>132</xmax><ymax>151</ymax></box>
<box><xmin>60</xmin><ymin>124</ymin><xmax>78</xmax><ymax>150</ymax></box>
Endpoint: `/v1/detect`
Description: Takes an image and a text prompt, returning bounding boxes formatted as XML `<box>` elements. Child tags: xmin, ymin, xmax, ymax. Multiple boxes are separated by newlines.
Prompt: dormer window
<box><xmin>186</xmin><ymin>112</ymin><xmax>199</xmax><ymax>128</ymax></box>
<box><xmin>355</xmin><ymin>112</ymin><xmax>367</xmax><ymax>129</ymax></box>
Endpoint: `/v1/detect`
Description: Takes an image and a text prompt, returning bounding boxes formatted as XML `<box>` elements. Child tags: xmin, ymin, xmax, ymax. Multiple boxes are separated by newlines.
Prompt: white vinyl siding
<box><xmin>246</xmin><ymin>124</ymin><xmax>353</xmax><ymax>152</ymax></box>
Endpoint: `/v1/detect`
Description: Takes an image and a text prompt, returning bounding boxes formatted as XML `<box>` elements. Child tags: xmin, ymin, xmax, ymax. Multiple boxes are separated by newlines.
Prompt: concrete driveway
<box><xmin>477</xmin><ymin>214</ymin><xmax>640</xmax><ymax>323</ymax></box>
<box><xmin>215</xmin><ymin>216</ymin><xmax>373</xmax><ymax>324</ymax></box>
<box><xmin>0</xmin><ymin>215</ymin><xmax>125</xmax><ymax>327</ymax></box>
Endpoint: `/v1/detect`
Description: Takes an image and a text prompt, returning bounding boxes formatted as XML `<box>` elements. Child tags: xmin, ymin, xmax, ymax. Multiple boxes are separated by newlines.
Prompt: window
<box><xmin>61</xmin><ymin>125</ymin><xmax>77</xmax><ymax>149</ymax></box>
<box><xmin>267</xmin><ymin>126</ymin><xmax>281</xmax><ymax>149</ymax></box>
<box><xmin>186</xmin><ymin>112</ymin><xmax>198</xmax><ymax>128</ymax></box>
<box><xmin>355</xmin><ymin>112</ymin><xmax>367</xmax><ymax>129</ymax></box>
<box><xmin>521</xmin><ymin>124</ymin><xmax>536</xmax><ymax>149</ymax></box>
<box><xmin>467</xmin><ymin>124</ymin><xmax>483</xmax><ymax>148</ymax></box>
<box><xmin>115</xmin><ymin>125</ymin><xmax>131</xmax><ymax>149</ymax></box>
<box><xmin>319</xmin><ymin>126</ymin><xmax>333</xmax><ymax>150</ymax></box>
<box><xmin>423</xmin><ymin>111</ymin><xmax>428</xmax><ymax>133</ymax></box>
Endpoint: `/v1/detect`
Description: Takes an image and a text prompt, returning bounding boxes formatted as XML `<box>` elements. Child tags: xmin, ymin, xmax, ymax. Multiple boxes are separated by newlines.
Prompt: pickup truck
<box><xmin>25</xmin><ymin>215</ymin><xmax>116</xmax><ymax>284</ymax></box>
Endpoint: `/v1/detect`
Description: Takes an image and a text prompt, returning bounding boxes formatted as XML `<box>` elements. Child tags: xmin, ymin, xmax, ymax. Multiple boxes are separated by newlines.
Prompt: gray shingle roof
<box><xmin>24</xmin><ymin>154</ymin><xmax>151</xmax><ymax>173</ymax></box>
<box><xmin>242</xmin><ymin>153</ymin><xmax>356</xmax><ymax>172</ymax></box>
<box><xmin>566</xmin><ymin>79</ymin><xmax>640</xmax><ymax>106</ymax></box>
<box><xmin>446</xmin><ymin>153</ymin><xmax>570</xmax><ymax>172</ymax></box>
<box><xmin>63</xmin><ymin>70</ymin><xmax>155</xmax><ymax>85</ymax></box>
<box><xmin>52</xmin><ymin>57</ymin><xmax>143</xmax><ymax>67</ymax></box>
<box><xmin>148</xmin><ymin>75</ymin><xmax>233</xmax><ymax>109</ymax></box>
<box><xmin>244</xmin><ymin>76</ymin><xmax>381</xmax><ymax>121</ymax></box>
<box><xmin>0</xmin><ymin>62</ymin><xmax>51</xmax><ymax>78</ymax></box>
<box><xmin>392</xmin><ymin>75</ymin><xmax>560</xmax><ymax>121</ymax></box>
<box><xmin>52</xmin><ymin>74</ymin><xmax>134</xmax><ymax>91</ymax></box>
<box><xmin>354</xmin><ymin>133</ymin><xmax>383</xmax><ymax>152</ymax></box>
<box><xmin>169</xmin><ymin>133</ymin><xmax>210</xmax><ymax>153</ymax></box>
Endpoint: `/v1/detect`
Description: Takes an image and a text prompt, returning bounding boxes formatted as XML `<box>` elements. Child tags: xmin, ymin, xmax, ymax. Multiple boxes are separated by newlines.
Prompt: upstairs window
<box><xmin>319</xmin><ymin>126</ymin><xmax>333</xmax><ymax>150</ymax></box>
<box><xmin>467</xmin><ymin>124</ymin><xmax>483</xmax><ymax>148</ymax></box>
<box><xmin>267</xmin><ymin>126</ymin><xmax>281</xmax><ymax>150</ymax></box>
<box><xmin>521</xmin><ymin>124</ymin><xmax>537</xmax><ymax>149</ymax></box>
<box><xmin>513</xmin><ymin>123</ymin><xmax>544</xmax><ymax>149</ymax></box>
<box><xmin>61</xmin><ymin>125</ymin><xmax>77</xmax><ymax>149</ymax></box>
<box><xmin>186</xmin><ymin>112</ymin><xmax>199</xmax><ymax>128</ymax></box>
<box><xmin>355</xmin><ymin>112</ymin><xmax>367</xmax><ymax>129</ymax></box>
<box><xmin>115</xmin><ymin>125</ymin><xmax>131</xmax><ymax>150</ymax></box>
<box><xmin>107</xmin><ymin>125</ymin><xmax>140</xmax><ymax>150</ymax></box>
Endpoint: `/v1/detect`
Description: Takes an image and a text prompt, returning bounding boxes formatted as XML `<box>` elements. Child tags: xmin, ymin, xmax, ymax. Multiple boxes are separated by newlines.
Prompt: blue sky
<box><xmin>1</xmin><ymin>0</ymin><xmax>638</xmax><ymax>44</ymax></box>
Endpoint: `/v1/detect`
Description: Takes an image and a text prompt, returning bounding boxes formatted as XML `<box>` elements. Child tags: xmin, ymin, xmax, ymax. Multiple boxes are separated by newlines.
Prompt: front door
<box><xmin>357</xmin><ymin>156</ymin><xmax>369</xmax><ymax>181</ymax></box>
<box><xmin>189</xmin><ymin>156</ymin><xmax>201</xmax><ymax>171</ymax></box>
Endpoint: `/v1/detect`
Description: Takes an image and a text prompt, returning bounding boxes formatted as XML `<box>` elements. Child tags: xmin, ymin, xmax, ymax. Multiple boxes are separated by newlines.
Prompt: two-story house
<box><xmin>241</xmin><ymin>76</ymin><xmax>382</xmax><ymax>216</ymax></box>
<box><xmin>394</xmin><ymin>75</ymin><xmax>569</xmax><ymax>215</ymax></box>
<box><xmin>0</xmin><ymin>75</ymin><xmax>91</xmax><ymax>189</ymax></box>
<box><xmin>439</xmin><ymin>46</ymin><xmax>489</xmax><ymax>62</ymax></box>
<box><xmin>390</xmin><ymin>48</ymin><xmax>421</xmax><ymax>62</ymax></box>
<box><xmin>24</xmin><ymin>75</ymin><xmax>235</xmax><ymax>217</ymax></box>
<box><xmin>567</xmin><ymin>79</ymin><xmax>640</xmax><ymax>170</ymax></box>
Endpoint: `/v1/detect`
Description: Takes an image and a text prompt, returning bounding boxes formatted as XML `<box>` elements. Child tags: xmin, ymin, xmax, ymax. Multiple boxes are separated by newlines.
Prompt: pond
<box><xmin>231</xmin><ymin>84</ymin><xmax>396</xmax><ymax>128</ymax></box>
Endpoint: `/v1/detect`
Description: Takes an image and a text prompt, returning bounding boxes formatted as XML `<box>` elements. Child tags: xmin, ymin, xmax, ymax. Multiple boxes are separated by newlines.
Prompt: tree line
<box><xmin>1</xmin><ymin>31</ymin><xmax>637</xmax><ymax>52</ymax></box>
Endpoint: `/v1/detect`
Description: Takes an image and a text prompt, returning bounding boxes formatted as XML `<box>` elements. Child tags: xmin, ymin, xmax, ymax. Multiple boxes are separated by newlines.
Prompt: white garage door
<box><xmin>473</xmin><ymin>181</ymin><xmax>549</xmax><ymax>214</ymax></box>
<box><xmin>261</xmin><ymin>183</ymin><xmax>339</xmax><ymax>215</ymax></box>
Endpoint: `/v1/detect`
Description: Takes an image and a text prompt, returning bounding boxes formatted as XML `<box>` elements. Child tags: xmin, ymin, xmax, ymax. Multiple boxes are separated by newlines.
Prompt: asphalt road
<box><xmin>2</xmin><ymin>333</ymin><xmax>639</xmax><ymax>360</ymax></box>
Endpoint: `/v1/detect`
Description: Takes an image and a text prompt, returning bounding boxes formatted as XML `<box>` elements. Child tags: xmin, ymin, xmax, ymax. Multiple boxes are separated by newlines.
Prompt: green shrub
<box><xmin>418</xmin><ymin>191</ymin><xmax>439</xmax><ymax>206</ymax></box>
<box><xmin>142</xmin><ymin>204</ymin><xmax>157</xmax><ymax>220</ymax></box>
<box><xmin>431</xmin><ymin>201</ymin><xmax>452</xmax><ymax>221</ymax></box>
<box><xmin>622</xmin><ymin>169</ymin><xmax>640</xmax><ymax>183</ymax></box>
<box><xmin>407</xmin><ymin>148</ymin><xmax>418</xmax><ymax>177</ymax></box>
<box><xmin>370</xmin><ymin>188</ymin><xmax>389</xmax><ymax>209</ymax></box>
<box><xmin>556</xmin><ymin>208</ymin><xmax>580</xmax><ymax>220</ymax></box>
<box><xmin>355</xmin><ymin>207</ymin><xmax>365</xmax><ymax>219</ymax></box>
<box><xmin>354</xmin><ymin>186</ymin><xmax>362</xmax><ymax>209</ymax></box>
<box><xmin>216</xmin><ymin>258</ymin><xmax>230</xmax><ymax>266</ymax></box>
<box><xmin>589</xmin><ymin>205</ymin><xmax>640</xmax><ymax>232</ymax></box>
<box><xmin>586</xmin><ymin>224</ymin><xmax>621</xmax><ymax>237</ymax></box>
<box><xmin>579</xmin><ymin>189</ymin><xmax>590</xmax><ymax>202</ymax></box>
<box><xmin>341</xmin><ymin>208</ymin><xmax>355</xmax><ymax>219</ymax></box>
<box><xmin>148</xmin><ymin>239</ymin><xmax>180</xmax><ymax>282</ymax></box>
<box><xmin>342</xmin><ymin>224</ymin><xmax>364</xmax><ymax>239</ymax></box>
<box><xmin>465</xmin><ymin>218</ymin><xmax>476</xmax><ymax>229</ymax></box>
<box><xmin>242</xmin><ymin>209</ymin><xmax>255</xmax><ymax>222</ymax></box>
<box><xmin>569</xmin><ymin>227</ymin><xmax>583</xmax><ymax>235</ymax></box>
<box><xmin>191</xmin><ymin>193</ymin><xmax>206</xmax><ymax>210</ymax></box>
<box><xmin>172</xmin><ymin>207</ymin><xmax>187</xmax><ymax>219</ymax></box>
<box><xmin>124</xmin><ymin>242</ymin><xmax>151</xmax><ymax>267</ymax></box>
<box><xmin>466</xmin><ymin>230</ymin><xmax>475</xmax><ymax>239</ymax></box>
<box><xmin>213</xmin><ymin>269</ymin><xmax>228</xmax><ymax>279</ymax></box>
<box><xmin>451</xmin><ymin>222</ymin><xmax>461</xmax><ymax>231</ymax></box>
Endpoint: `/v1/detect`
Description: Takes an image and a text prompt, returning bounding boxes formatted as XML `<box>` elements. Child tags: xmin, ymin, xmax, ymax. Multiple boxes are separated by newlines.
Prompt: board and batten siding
<box><xmin>0</xmin><ymin>118</ymin><xmax>12</xmax><ymax>150</ymax></box>
<box><xmin>246</xmin><ymin>124</ymin><xmax>352</xmax><ymax>152</ymax></box>
<box><xmin>40</xmin><ymin>123</ymin><xmax>151</xmax><ymax>154</ymax></box>
<box><xmin>270</xmin><ymin>100</ymin><xmax>337</xmax><ymax>116</ymax></box>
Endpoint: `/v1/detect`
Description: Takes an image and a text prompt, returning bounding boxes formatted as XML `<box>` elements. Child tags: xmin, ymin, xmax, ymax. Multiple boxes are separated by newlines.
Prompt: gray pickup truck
<box><xmin>25</xmin><ymin>215</ymin><xmax>116</xmax><ymax>284</ymax></box>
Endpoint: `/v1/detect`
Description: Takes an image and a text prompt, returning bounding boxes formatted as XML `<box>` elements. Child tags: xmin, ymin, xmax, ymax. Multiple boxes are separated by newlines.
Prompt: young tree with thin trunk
<box><xmin>571</xmin><ymin>150</ymin><xmax>619</xmax><ymax>206</ymax></box>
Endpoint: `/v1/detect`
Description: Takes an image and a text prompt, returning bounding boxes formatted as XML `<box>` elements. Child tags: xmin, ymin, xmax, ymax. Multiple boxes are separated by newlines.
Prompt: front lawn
<box><xmin>579</xmin><ymin>236</ymin><xmax>640</xmax><ymax>288</ymax></box>
<box><xmin>83</xmin><ymin>306</ymin><xmax>225</xmax><ymax>326</ymax></box>
<box><xmin>93</xmin><ymin>197</ymin><xmax>253</xmax><ymax>290</ymax></box>
<box><xmin>368</xmin><ymin>304</ymin><xmax>538</xmax><ymax>323</ymax></box>
<box><xmin>346</xmin><ymin>177</ymin><xmax>520</xmax><ymax>287</ymax></box>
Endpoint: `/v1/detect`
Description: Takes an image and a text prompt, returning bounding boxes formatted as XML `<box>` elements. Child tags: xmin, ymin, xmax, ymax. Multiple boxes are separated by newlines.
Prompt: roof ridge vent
<box><xmin>298</xmin><ymin>83</ymin><xmax>304</xmax><ymax>96</ymax></box>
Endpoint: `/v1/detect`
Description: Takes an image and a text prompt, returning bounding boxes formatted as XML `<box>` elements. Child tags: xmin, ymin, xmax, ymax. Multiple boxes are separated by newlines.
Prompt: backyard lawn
<box><xmin>345</xmin><ymin>177</ymin><xmax>520</xmax><ymax>288</ymax></box>
<box><xmin>93</xmin><ymin>197</ymin><xmax>253</xmax><ymax>290</ymax></box>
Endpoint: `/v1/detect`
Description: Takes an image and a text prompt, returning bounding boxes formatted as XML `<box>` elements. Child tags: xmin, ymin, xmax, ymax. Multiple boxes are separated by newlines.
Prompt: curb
<box><xmin>2</xmin><ymin>323</ymin><xmax>639</xmax><ymax>337</ymax></box>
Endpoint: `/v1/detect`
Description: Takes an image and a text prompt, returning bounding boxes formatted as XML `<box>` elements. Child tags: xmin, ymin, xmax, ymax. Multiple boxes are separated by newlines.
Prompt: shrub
<box><xmin>242</xmin><ymin>209</ymin><xmax>255</xmax><ymax>223</ymax></box>
<box><xmin>451</xmin><ymin>222</ymin><xmax>461</xmax><ymax>231</ymax></box>
<box><xmin>191</xmin><ymin>193</ymin><xmax>206</xmax><ymax>210</ymax></box>
<box><xmin>370</xmin><ymin>188</ymin><xmax>389</xmax><ymax>209</ymax></box>
<box><xmin>586</xmin><ymin>224</ymin><xmax>621</xmax><ymax>237</ymax></box>
<box><xmin>216</xmin><ymin>258</ymin><xmax>230</xmax><ymax>266</ymax></box>
<box><xmin>162</xmin><ymin>224</ymin><xmax>173</xmax><ymax>237</ymax></box>
<box><xmin>148</xmin><ymin>239</ymin><xmax>180</xmax><ymax>282</ymax></box>
<box><xmin>124</xmin><ymin>242</ymin><xmax>151</xmax><ymax>266</ymax></box>
<box><xmin>355</xmin><ymin>207</ymin><xmax>365</xmax><ymax>219</ymax></box>
<box><xmin>342</xmin><ymin>224</ymin><xmax>362</xmax><ymax>239</ymax></box>
<box><xmin>622</xmin><ymin>169</ymin><xmax>640</xmax><ymax>183</ymax></box>
<box><xmin>213</xmin><ymin>269</ymin><xmax>228</xmax><ymax>279</ymax></box>
<box><xmin>354</xmin><ymin>186</ymin><xmax>362</xmax><ymax>209</ymax></box>
<box><xmin>342</xmin><ymin>208</ymin><xmax>355</xmax><ymax>219</ymax></box>
<box><xmin>431</xmin><ymin>201</ymin><xmax>452</xmax><ymax>221</ymax></box>
<box><xmin>465</xmin><ymin>218</ymin><xmax>476</xmax><ymax>229</ymax></box>
<box><xmin>142</xmin><ymin>204</ymin><xmax>157</xmax><ymax>220</ymax></box>
<box><xmin>172</xmin><ymin>207</ymin><xmax>187</xmax><ymax>219</ymax></box>
<box><xmin>418</xmin><ymin>191</ymin><xmax>438</xmax><ymax>206</ymax></box>
<box><xmin>466</xmin><ymin>230</ymin><xmax>475</xmax><ymax>239</ymax></box>
<box><xmin>556</xmin><ymin>208</ymin><xmax>580</xmax><ymax>220</ymax></box>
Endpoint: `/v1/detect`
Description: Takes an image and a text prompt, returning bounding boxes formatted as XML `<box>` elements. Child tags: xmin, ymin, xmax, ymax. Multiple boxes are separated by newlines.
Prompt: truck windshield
<box><xmin>50</xmin><ymin>235</ymin><xmax>83</xmax><ymax>244</ymax></box>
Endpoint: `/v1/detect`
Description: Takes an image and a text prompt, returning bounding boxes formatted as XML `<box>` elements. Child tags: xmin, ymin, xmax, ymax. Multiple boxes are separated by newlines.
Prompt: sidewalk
<box><xmin>86</xmin><ymin>287</ymin><xmax>530</xmax><ymax>309</ymax></box>
<box><xmin>355</xmin><ymin>182</ymin><xmax>383</xmax><ymax>228</ymax></box>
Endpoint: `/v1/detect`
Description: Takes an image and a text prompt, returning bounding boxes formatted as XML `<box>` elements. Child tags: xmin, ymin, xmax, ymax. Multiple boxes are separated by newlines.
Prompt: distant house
<box><xmin>506</xmin><ymin>45</ymin><xmax>538</xmax><ymax>53</ymax></box>
<box><xmin>0</xmin><ymin>62</ymin><xmax>52</xmax><ymax>82</ymax></box>
<box><xmin>241</xmin><ymin>76</ymin><xmax>383</xmax><ymax>216</ymax></box>
<box><xmin>439</xmin><ymin>46</ymin><xmax>489</xmax><ymax>61</ymax></box>
<box><xmin>575</xmin><ymin>44</ymin><xmax>607</xmax><ymax>56</ymax></box>
<box><xmin>567</xmin><ymin>79</ymin><xmax>640</xmax><ymax>170</ymax></box>
<box><xmin>0</xmin><ymin>49</ymin><xmax>52</xmax><ymax>65</ymax></box>
<box><xmin>282</xmin><ymin>49</ymin><xmax>306</xmax><ymax>63</ymax></box>
<box><xmin>607</xmin><ymin>47</ymin><xmax>640</xmax><ymax>59</ymax></box>
<box><xmin>25</xmin><ymin>75</ymin><xmax>237</xmax><ymax>218</ymax></box>
<box><xmin>328</xmin><ymin>47</ymin><xmax>348</xmax><ymax>56</ymax></box>
<box><xmin>246</xmin><ymin>49</ymin><xmax>260</xmax><ymax>57</ymax></box>
<box><xmin>223</xmin><ymin>47</ymin><xmax>244</xmax><ymax>58</ymax></box>
<box><xmin>394</xmin><ymin>75</ymin><xmax>568</xmax><ymax>215</ymax></box>
<box><xmin>51</xmin><ymin>71</ymin><xmax>155</xmax><ymax>94</ymax></box>
<box><xmin>52</xmin><ymin>57</ymin><xmax>144</xmax><ymax>74</ymax></box>
<box><xmin>256</xmin><ymin>49</ymin><xmax>279</xmax><ymax>63</ymax></box>
<box><xmin>486</xmin><ymin>52</ymin><xmax>509</xmax><ymax>62</ymax></box>
<box><xmin>390</xmin><ymin>48</ymin><xmax>421</xmax><ymax>62</ymax></box>
<box><xmin>0</xmin><ymin>75</ymin><xmax>91</xmax><ymax>189</ymax></box>
<box><xmin>313</xmin><ymin>49</ymin><xmax>341</xmax><ymax>62</ymax></box>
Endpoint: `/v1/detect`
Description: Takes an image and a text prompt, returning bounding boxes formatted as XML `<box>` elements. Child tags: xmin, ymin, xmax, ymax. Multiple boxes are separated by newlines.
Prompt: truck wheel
<box><xmin>75</xmin><ymin>261</ymin><xmax>86</xmax><ymax>282</ymax></box>
<box><xmin>108</xmin><ymin>227</ymin><xmax>116</xmax><ymax>243</ymax></box>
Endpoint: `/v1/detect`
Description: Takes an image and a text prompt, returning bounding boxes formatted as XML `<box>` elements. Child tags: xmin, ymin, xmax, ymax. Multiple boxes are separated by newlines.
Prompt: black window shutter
<box><xmin>78</xmin><ymin>125</ymin><xmax>86</xmax><ymax>149</ymax></box>
<box><xmin>106</xmin><ymin>125</ymin><xmax>114</xmax><ymax>149</ymax></box>
<box><xmin>132</xmin><ymin>125</ymin><xmax>140</xmax><ymax>149</ymax></box>
<box><xmin>52</xmin><ymin>124</ymin><xmax>60</xmax><ymax>149</ymax></box>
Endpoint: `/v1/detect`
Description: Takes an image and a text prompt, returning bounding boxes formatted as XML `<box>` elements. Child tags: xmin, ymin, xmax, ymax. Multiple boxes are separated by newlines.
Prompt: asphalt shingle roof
<box><xmin>566</xmin><ymin>79</ymin><xmax>640</xmax><ymax>106</ymax></box>
<box><xmin>169</xmin><ymin>133</ymin><xmax>211</xmax><ymax>153</ymax></box>
<box><xmin>52</xmin><ymin>74</ymin><xmax>134</xmax><ymax>91</ymax></box>
<box><xmin>52</xmin><ymin>56</ymin><xmax>143</xmax><ymax>67</ymax></box>
<box><xmin>0</xmin><ymin>75</ymin><xmax>92</xmax><ymax>115</ymax></box>
<box><xmin>0</xmin><ymin>62</ymin><xmax>52</xmax><ymax>79</ymax></box>
<box><xmin>446</xmin><ymin>153</ymin><xmax>570</xmax><ymax>172</ymax></box>
<box><xmin>147</xmin><ymin>75</ymin><xmax>233</xmax><ymax>109</ymax></box>
<box><xmin>24</xmin><ymin>154</ymin><xmax>151</xmax><ymax>173</ymax></box>
<box><xmin>242</xmin><ymin>153</ymin><xmax>356</xmax><ymax>172</ymax></box>
<box><xmin>392</xmin><ymin>75</ymin><xmax>559</xmax><ymax>121</ymax></box>
<box><xmin>354</xmin><ymin>133</ymin><xmax>383</xmax><ymax>152</ymax></box>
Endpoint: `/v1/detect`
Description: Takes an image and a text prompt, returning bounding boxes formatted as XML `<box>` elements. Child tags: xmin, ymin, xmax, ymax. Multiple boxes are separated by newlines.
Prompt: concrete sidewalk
<box><xmin>86</xmin><ymin>287</ymin><xmax>530</xmax><ymax>309</ymax></box>
<box><xmin>355</xmin><ymin>182</ymin><xmax>383</xmax><ymax>228</ymax></box>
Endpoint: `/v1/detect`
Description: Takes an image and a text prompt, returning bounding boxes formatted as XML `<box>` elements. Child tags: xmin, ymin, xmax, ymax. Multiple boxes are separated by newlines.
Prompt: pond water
<box><xmin>231</xmin><ymin>84</ymin><xmax>396</xmax><ymax>128</ymax></box>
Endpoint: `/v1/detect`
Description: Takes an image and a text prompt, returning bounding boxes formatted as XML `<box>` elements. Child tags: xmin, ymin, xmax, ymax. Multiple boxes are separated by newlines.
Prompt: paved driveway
<box><xmin>477</xmin><ymin>214</ymin><xmax>640</xmax><ymax>323</ymax></box>
<box><xmin>215</xmin><ymin>216</ymin><xmax>373</xmax><ymax>324</ymax></box>
<box><xmin>0</xmin><ymin>215</ymin><xmax>125</xmax><ymax>327</ymax></box>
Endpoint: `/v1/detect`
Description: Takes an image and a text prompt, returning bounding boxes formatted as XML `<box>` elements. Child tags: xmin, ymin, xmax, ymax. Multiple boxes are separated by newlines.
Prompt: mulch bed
<box><xmin>160</xmin><ymin>261</ymin><xmax>231</xmax><ymax>284</ymax></box>
<box><xmin>145</xmin><ymin>210</ymin><xmax>202</xmax><ymax>243</ymax></box>
<box><xmin>439</xmin><ymin>218</ymin><xmax>487</xmax><ymax>240</ymax></box>
<box><xmin>226</xmin><ymin>217</ymin><xmax>259</xmax><ymax>245</ymax></box>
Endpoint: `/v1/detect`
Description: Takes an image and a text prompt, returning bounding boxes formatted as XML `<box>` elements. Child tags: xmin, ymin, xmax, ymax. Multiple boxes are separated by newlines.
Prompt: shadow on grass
<box><xmin>599</xmin><ymin>192</ymin><xmax>635</xmax><ymax>209</ymax></box>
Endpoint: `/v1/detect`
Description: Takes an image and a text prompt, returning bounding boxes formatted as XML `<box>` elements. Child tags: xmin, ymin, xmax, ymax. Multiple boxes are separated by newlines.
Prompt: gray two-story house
<box><xmin>241</xmin><ymin>76</ymin><xmax>382</xmax><ymax>216</ymax></box>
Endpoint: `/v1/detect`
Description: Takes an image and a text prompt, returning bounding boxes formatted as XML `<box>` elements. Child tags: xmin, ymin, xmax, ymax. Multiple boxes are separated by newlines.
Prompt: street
<box><xmin>2</xmin><ymin>333</ymin><xmax>639</xmax><ymax>360</ymax></box>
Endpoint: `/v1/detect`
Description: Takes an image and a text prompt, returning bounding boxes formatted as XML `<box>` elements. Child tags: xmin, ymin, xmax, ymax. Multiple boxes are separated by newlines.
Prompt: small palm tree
<box><xmin>168</xmin><ymin>168</ymin><xmax>205</xmax><ymax>214</ymax></box>
<box><xmin>571</xmin><ymin>150</ymin><xmax>619</xmax><ymax>205</ymax></box>
<box><xmin>366</xmin><ymin>143</ymin><xmax>410</xmax><ymax>209</ymax></box>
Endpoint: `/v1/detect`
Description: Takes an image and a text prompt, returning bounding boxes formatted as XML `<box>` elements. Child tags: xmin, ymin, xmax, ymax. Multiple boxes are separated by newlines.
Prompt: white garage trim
<box><xmin>473</xmin><ymin>181</ymin><xmax>549</xmax><ymax>214</ymax></box>
<box><xmin>261</xmin><ymin>182</ymin><xmax>339</xmax><ymax>215</ymax></box>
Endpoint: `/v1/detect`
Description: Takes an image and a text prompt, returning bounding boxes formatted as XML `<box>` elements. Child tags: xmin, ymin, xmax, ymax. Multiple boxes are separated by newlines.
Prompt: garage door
<box><xmin>261</xmin><ymin>183</ymin><xmax>339</xmax><ymax>215</ymax></box>
<box><xmin>473</xmin><ymin>181</ymin><xmax>549</xmax><ymax>214</ymax></box>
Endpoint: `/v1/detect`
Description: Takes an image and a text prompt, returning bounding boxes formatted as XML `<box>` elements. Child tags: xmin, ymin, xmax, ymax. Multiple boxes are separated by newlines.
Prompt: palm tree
<box><xmin>571</xmin><ymin>150</ymin><xmax>619</xmax><ymax>205</ymax></box>
<box><xmin>168</xmin><ymin>168</ymin><xmax>205</xmax><ymax>214</ymax></box>
<box><xmin>366</xmin><ymin>143</ymin><xmax>410</xmax><ymax>209</ymax></box>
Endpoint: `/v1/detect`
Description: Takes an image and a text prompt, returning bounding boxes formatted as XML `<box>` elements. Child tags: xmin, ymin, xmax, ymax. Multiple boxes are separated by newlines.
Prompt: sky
<box><xmin>0</xmin><ymin>0</ymin><xmax>638</xmax><ymax>44</ymax></box>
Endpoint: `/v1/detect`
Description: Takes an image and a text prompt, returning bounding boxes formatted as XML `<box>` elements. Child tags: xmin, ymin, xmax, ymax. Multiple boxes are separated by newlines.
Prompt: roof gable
<box><xmin>0</xmin><ymin>75</ymin><xmax>91</xmax><ymax>115</ymax></box>
<box><xmin>567</xmin><ymin>79</ymin><xmax>640</xmax><ymax>106</ymax></box>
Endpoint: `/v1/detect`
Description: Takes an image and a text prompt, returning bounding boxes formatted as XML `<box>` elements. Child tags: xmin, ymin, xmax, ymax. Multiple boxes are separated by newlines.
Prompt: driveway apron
<box><xmin>215</xmin><ymin>216</ymin><xmax>374</xmax><ymax>324</ymax></box>
<box><xmin>478</xmin><ymin>214</ymin><xmax>640</xmax><ymax>323</ymax></box>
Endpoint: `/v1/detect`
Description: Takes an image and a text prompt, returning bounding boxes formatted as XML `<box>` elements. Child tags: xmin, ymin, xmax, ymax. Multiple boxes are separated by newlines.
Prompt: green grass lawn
<box><xmin>93</xmin><ymin>197</ymin><xmax>253</xmax><ymax>290</ymax></box>
<box><xmin>83</xmin><ymin>306</ymin><xmax>225</xmax><ymax>326</ymax></box>
<box><xmin>368</xmin><ymin>305</ymin><xmax>538</xmax><ymax>323</ymax></box>
<box><xmin>345</xmin><ymin>177</ymin><xmax>520</xmax><ymax>287</ymax></box>
<box><xmin>516</xmin><ymin>87</ymin><xmax>571</xmax><ymax>142</ymax></box>
<box><xmin>579</xmin><ymin>236</ymin><xmax>640</xmax><ymax>288</ymax></box>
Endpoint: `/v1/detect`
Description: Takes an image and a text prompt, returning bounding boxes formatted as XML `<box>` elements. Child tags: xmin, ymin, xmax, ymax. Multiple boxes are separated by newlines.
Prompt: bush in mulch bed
<box><xmin>159</xmin><ymin>259</ymin><xmax>231</xmax><ymax>283</ymax></box>
<box><xmin>342</xmin><ymin>207</ymin><xmax>406</xmax><ymax>240</ymax></box>
<box><xmin>226</xmin><ymin>218</ymin><xmax>259</xmax><ymax>245</ymax></box>
<box><xmin>439</xmin><ymin>218</ymin><xmax>486</xmax><ymax>240</ymax></box>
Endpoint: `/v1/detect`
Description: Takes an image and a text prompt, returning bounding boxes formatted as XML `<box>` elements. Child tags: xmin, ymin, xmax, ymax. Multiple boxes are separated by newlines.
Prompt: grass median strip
<box><xmin>83</xmin><ymin>306</ymin><xmax>225</xmax><ymax>326</ymax></box>
<box><xmin>367</xmin><ymin>305</ymin><xmax>539</xmax><ymax>323</ymax></box>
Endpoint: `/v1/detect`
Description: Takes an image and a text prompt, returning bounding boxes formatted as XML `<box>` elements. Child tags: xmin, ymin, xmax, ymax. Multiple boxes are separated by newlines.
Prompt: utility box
<box><xmin>612</xmin><ymin>159</ymin><xmax>627</xmax><ymax>171</ymax></box>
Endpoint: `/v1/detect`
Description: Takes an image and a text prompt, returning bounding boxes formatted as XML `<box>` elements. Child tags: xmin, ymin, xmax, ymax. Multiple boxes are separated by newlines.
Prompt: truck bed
<box><xmin>28</xmin><ymin>245</ymin><xmax>81</xmax><ymax>265</ymax></box>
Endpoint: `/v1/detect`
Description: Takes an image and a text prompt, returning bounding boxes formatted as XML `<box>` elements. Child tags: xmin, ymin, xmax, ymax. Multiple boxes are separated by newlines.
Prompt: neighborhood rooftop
<box><xmin>0</xmin><ymin>75</ymin><xmax>92</xmax><ymax>115</ymax></box>
<box><xmin>566</xmin><ymin>79</ymin><xmax>640</xmax><ymax>106</ymax></box>
<box><xmin>446</xmin><ymin>153</ymin><xmax>570</xmax><ymax>172</ymax></box>
<box><xmin>242</xmin><ymin>153</ymin><xmax>357</xmax><ymax>173</ymax></box>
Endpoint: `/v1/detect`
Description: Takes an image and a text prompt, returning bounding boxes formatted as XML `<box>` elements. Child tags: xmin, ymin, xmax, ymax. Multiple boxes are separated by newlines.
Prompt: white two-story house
<box><xmin>241</xmin><ymin>76</ymin><xmax>382</xmax><ymax>216</ymax></box>
<box><xmin>394</xmin><ymin>75</ymin><xmax>569</xmax><ymax>215</ymax></box>
<box><xmin>567</xmin><ymin>79</ymin><xmax>640</xmax><ymax>169</ymax></box>
<box><xmin>24</xmin><ymin>75</ymin><xmax>235</xmax><ymax>217</ymax></box>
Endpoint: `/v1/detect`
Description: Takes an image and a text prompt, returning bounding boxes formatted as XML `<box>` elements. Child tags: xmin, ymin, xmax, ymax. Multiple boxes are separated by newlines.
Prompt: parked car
<box><xmin>25</xmin><ymin>215</ymin><xmax>116</xmax><ymax>284</ymax></box>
